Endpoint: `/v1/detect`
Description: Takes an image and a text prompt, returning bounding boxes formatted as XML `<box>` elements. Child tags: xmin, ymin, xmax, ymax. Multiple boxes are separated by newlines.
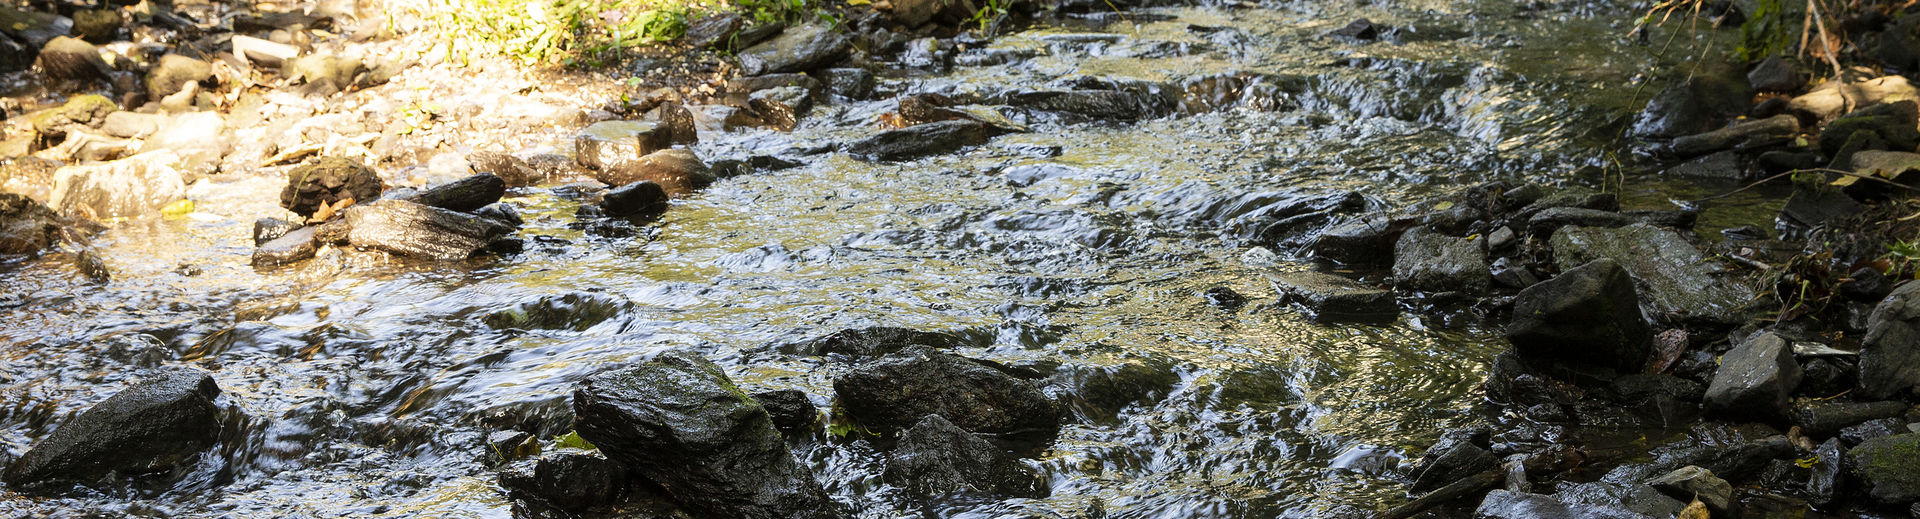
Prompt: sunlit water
<box><xmin>0</xmin><ymin>0</ymin><xmax>1778</xmax><ymax>517</ymax></box>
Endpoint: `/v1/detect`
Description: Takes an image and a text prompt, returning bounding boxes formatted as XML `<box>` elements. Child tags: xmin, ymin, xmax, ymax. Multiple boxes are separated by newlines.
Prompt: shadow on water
<box><xmin>0</xmin><ymin>0</ymin><xmax>1760</xmax><ymax>516</ymax></box>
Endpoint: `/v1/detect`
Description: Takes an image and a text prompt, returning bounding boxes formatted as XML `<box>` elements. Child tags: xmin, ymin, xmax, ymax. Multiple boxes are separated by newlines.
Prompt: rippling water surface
<box><xmin>0</xmin><ymin>0</ymin><xmax>1761</xmax><ymax>516</ymax></box>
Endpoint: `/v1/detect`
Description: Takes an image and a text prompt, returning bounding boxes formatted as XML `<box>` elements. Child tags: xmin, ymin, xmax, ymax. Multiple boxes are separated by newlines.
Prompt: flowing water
<box><xmin>0</xmin><ymin>0</ymin><xmax>1778</xmax><ymax>517</ymax></box>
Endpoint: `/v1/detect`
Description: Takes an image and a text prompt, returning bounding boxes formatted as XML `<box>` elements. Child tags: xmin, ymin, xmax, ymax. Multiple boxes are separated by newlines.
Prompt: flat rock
<box><xmin>407</xmin><ymin>173</ymin><xmax>505</xmax><ymax>213</ymax></box>
<box><xmin>342</xmin><ymin>199</ymin><xmax>514</xmax><ymax>261</ymax></box>
<box><xmin>1848</xmin><ymin>433</ymin><xmax>1920</xmax><ymax>505</ymax></box>
<box><xmin>776</xmin><ymin>326</ymin><xmax>968</xmax><ymax>358</ymax></box>
<box><xmin>1551</xmin><ymin>224</ymin><xmax>1755</xmax><ymax>325</ymax></box>
<box><xmin>595</xmin><ymin>149</ymin><xmax>713</xmax><ymax>195</ymax></box>
<box><xmin>844</xmin><ymin>119</ymin><xmax>1009</xmax><ymax>161</ymax></box>
<box><xmin>1860</xmin><ymin>281</ymin><xmax>1920</xmax><ymax>400</ymax></box>
<box><xmin>573</xmin><ymin>350</ymin><xmax>838</xmax><ymax>518</ymax></box>
<box><xmin>251</xmin><ymin>225</ymin><xmax>317</xmax><ymax>267</ymax></box>
<box><xmin>483</xmin><ymin>292</ymin><xmax>630</xmax><ymax>331</ymax></box>
<box><xmin>737</xmin><ymin>24</ymin><xmax>850</xmax><ymax>76</ymax></box>
<box><xmin>1392</xmin><ymin>226</ymin><xmax>1489</xmax><ymax>293</ymax></box>
<box><xmin>1267</xmin><ymin>270</ymin><xmax>1396</xmax><ymax>323</ymax></box>
<box><xmin>1647</xmin><ymin>465</ymin><xmax>1732</xmax><ymax>513</ymax></box>
<box><xmin>139</xmin><ymin>112</ymin><xmax>231</xmax><ymax>177</ymax></box>
<box><xmin>1310</xmin><ymin>216</ymin><xmax>1401</xmax><ymax>265</ymax></box>
<box><xmin>882</xmin><ymin>414</ymin><xmax>1047</xmax><ymax>498</ymax></box>
<box><xmin>833</xmin><ymin>346</ymin><xmax>1059</xmax><ymax>436</ymax></box>
<box><xmin>1</xmin><ymin>369</ymin><xmax>224</xmax><ymax>489</ymax></box>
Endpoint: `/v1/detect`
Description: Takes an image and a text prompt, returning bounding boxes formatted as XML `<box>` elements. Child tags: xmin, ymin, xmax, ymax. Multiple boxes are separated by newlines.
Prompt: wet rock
<box><xmin>1203</xmin><ymin>286</ymin><xmax>1246</xmax><ymax>309</ymax></box>
<box><xmin>0</xmin><ymin>193</ymin><xmax>65</xmax><ymax>255</ymax></box>
<box><xmin>737</xmin><ymin>24</ymin><xmax>851</xmax><ymax>76</ymax></box>
<box><xmin>1669</xmin><ymin>114</ymin><xmax>1798</xmax><ymax>158</ymax></box>
<box><xmin>38</xmin><ymin>36</ymin><xmax>110</xmax><ymax>82</ymax></box>
<box><xmin>146</xmin><ymin>54</ymin><xmax>213</xmax><ymax>102</ymax></box>
<box><xmin>844</xmin><ymin>119</ymin><xmax>1010</xmax><ymax>161</ymax></box>
<box><xmin>1507</xmin><ymin>258</ymin><xmax>1653</xmax><ymax>373</ymax></box>
<box><xmin>485</xmin><ymin>430</ymin><xmax>537</xmax><ymax>464</ymax></box>
<box><xmin>342</xmin><ymin>199</ymin><xmax>515</xmax><ymax>261</ymax></box>
<box><xmin>1632</xmin><ymin>71</ymin><xmax>1753</xmax><ymax>138</ymax></box>
<box><xmin>599</xmin><ymin>180</ymin><xmax>668</xmax><ymax>217</ymax></box>
<box><xmin>899</xmin><ymin>37</ymin><xmax>952</xmax><ymax>70</ymax></box>
<box><xmin>883</xmin><ymin>414</ymin><xmax>1047</xmax><ymax>498</ymax></box>
<box><xmin>573</xmin><ymin>350</ymin><xmax>838</xmax><ymax>518</ymax></box>
<box><xmin>1326</xmin><ymin>18</ymin><xmax>1378</xmax><ymax>40</ymax></box>
<box><xmin>657</xmin><ymin>103</ymin><xmax>697</xmax><ymax>146</ymax></box>
<box><xmin>1860</xmin><ymin>281</ymin><xmax>1920</xmax><ymax>400</ymax></box>
<box><xmin>574</xmin><ymin>120</ymin><xmax>674</xmax><ymax>172</ymax></box>
<box><xmin>280</xmin><ymin>157</ymin><xmax>384</xmax><ymax>219</ymax></box>
<box><xmin>251</xmin><ymin>226</ymin><xmax>317</xmax><ymax>267</ymax></box>
<box><xmin>497</xmin><ymin>451</ymin><xmax>636</xmax><ymax>514</ymax></box>
<box><xmin>1409</xmin><ymin>442</ymin><xmax>1498</xmax><ymax>493</ymax></box>
<box><xmin>1525</xmin><ymin>207</ymin><xmax>1638</xmax><ymax>236</ymax></box>
<box><xmin>1005</xmin><ymin>89</ymin><xmax>1167</xmax><ymax>122</ymax></box>
<box><xmin>1780</xmin><ymin>181</ymin><xmax>1867</xmax><ymax>229</ymax></box>
<box><xmin>1551</xmin><ymin>224</ymin><xmax>1754</xmax><ymax>325</ymax></box>
<box><xmin>1</xmin><ymin>369</ymin><xmax>223</xmax><ymax>489</ymax></box>
<box><xmin>1490</xmin><ymin>257</ymin><xmax>1540</xmax><ymax>289</ymax></box>
<box><xmin>1841</xmin><ymin>418</ymin><xmax>1907</xmax><ymax>445</ymax></box>
<box><xmin>1392</xmin><ymin>226</ymin><xmax>1489</xmax><ymax>293</ymax></box>
<box><xmin>1055</xmin><ymin>361</ymin><xmax>1177</xmax><ymax>421</ymax></box>
<box><xmin>49</xmin><ymin>150</ymin><xmax>186</xmax><ymax>220</ymax></box>
<box><xmin>1267</xmin><ymin>270</ymin><xmax>1396</xmax><ymax>323</ymax></box>
<box><xmin>0</xmin><ymin>5</ymin><xmax>68</xmax><ymax>51</ymax></box>
<box><xmin>1808</xmin><ymin>438</ymin><xmax>1845</xmax><ymax>506</ymax></box>
<box><xmin>1791</xmin><ymin>400</ymin><xmax>1909</xmax><ymax>438</ymax></box>
<box><xmin>1470</xmin><ymin>490</ymin><xmax>1597</xmax><ymax>518</ymax></box>
<box><xmin>1704</xmin><ymin>332</ymin><xmax>1801</xmax><ymax>421</ymax></box>
<box><xmin>1663</xmin><ymin>150</ymin><xmax>1747</xmax><ymax>180</ymax></box>
<box><xmin>1748</xmin><ymin>56</ymin><xmax>1806</xmax><ymax>93</ymax></box>
<box><xmin>778</xmin><ymin>326</ymin><xmax>967</xmax><ymax>358</ymax></box>
<box><xmin>818</xmin><ymin>68</ymin><xmax>874</xmax><ymax>100</ymax></box>
<box><xmin>894</xmin><ymin>93</ymin><xmax>974</xmax><ymax>126</ymax></box>
<box><xmin>253</xmin><ymin>218</ymin><xmax>302</xmax><ymax>246</ymax></box>
<box><xmin>1848</xmin><ymin>433</ymin><xmax>1920</xmax><ymax>505</ymax></box>
<box><xmin>408</xmin><ymin>173</ymin><xmax>505</xmax><ymax>213</ymax></box>
<box><xmin>1309</xmin><ymin>216</ymin><xmax>1401</xmax><ymax>265</ymax></box>
<box><xmin>683</xmin><ymin>13</ymin><xmax>745</xmax><ymax>50</ymax></box>
<box><xmin>596</xmin><ymin>149</ymin><xmax>713</xmax><ymax>195</ymax></box>
<box><xmin>727</xmin><ymin>73</ymin><xmax>820</xmax><ymax>95</ymax></box>
<box><xmin>749</xmin><ymin>86</ymin><xmax>812</xmax><ymax>131</ymax></box>
<box><xmin>834</xmin><ymin>347</ymin><xmax>1059</xmax><ymax>436</ymax></box>
<box><xmin>752</xmin><ymin>389</ymin><xmax>817</xmax><ymax>435</ymax></box>
<box><xmin>0</xmin><ymin>38</ymin><xmax>30</xmax><ymax>74</ymax></box>
<box><xmin>469</xmin><ymin>151</ymin><xmax>541</xmax><ymax>188</ymax></box>
<box><xmin>474</xmin><ymin>203</ymin><xmax>522</xmax><ymax>228</ymax></box>
<box><xmin>483</xmin><ymin>292</ymin><xmax>630</xmax><ymax>331</ymax></box>
<box><xmin>28</xmin><ymin>94</ymin><xmax>116</xmax><ymax>142</ymax></box>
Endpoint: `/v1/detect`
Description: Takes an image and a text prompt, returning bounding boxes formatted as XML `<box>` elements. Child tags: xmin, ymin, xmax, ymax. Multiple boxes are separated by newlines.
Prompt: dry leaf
<box><xmin>1678</xmin><ymin>498</ymin><xmax>1710</xmax><ymax>519</ymax></box>
<box><xmin>309</xmin><ymin>197</ymin><xmax>354</xmax><ymax>224</ymax></box>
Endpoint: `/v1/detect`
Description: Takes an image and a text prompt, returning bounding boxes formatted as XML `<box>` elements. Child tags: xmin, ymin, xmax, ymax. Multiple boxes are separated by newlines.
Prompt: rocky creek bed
<box><xmin>4</xmin><ymin>0</ymin><xmax>1920</xmax><ymax>517</ymax></box>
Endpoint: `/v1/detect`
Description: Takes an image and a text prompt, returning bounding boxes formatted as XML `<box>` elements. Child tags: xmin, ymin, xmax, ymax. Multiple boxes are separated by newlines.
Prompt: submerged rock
<box><xmin>882</xmin><ymin>414</ymin><xmax>1047</xmax><ymax>498</ymax></box>
<box><xmin>599</xmin><ymin>180</ymin><xmax>669</xmax><ymax>217</ymax></box>
<box><xmin>251</xmin><ymin>226</ymin><xmax>317</xmax><ymax>268</ymax></box>
<box><xmin>1848</xmin><ymin>433</ymin><xmax>1920</xmax><ymax>505</ymax></box>
<box><xmin>342</xmin><ymin>199</ymin><xmax>515</xmax><ymax>261</ymax></box>
<box><xmin>407</xmin><ymin>173</ymin><xmax>505</xmax><ymax>213</ymax></box>
<box><xmin>1392</xmin><ymin>226</ymin><xmax>1489</xmax><ymax>294</ymax></box>
<box><xmin>1860</xmin><ymin>281</ymin><xmax>1920</xmax><ymax>400</ymax></box>
<box><xmin>48</xmin><ymin>150</ymin><xmax>186</xmax><ymax>220</ymax></box>
<box><xmin>483</xmin><ymin>292</ymin><xmax>631</xmax><ymax>331</ymax></box>
<box><xmin>1409</xmin><ymin>441</ymin><xmax>1498</xmax><ymax>493</ymax></box>
<box><xmin>1551</xmin><ymin>224</ymin><xmax>1754</xmax><ymax>325</ymax></box>
<box><xmin>1704</xmin><ymin>332</ymin><xmax>1802</xmax><ymax>421</ymax></box>
<box><xmin>1267</xmin><ymin>270</ymin><xmax>1396</xmax><ymax>323</ymax></box>
<box><xmin>0</xmin><ymin>193</ymin><xmax>66</xmax><ymax>255</ymax></box>
<box><xmin>497</xmin><ymin>451</ymin><xmax>632</xmax><ymax>513</ymax></box>
<box><xmin>281</xmin><ymin>157</ymin><xmax>384</xmax><ymax>219</ymax></box>
<box><xmin>834</xmin><ymin>347</ymin><xmax>1059</xmax><ymax>436</ymax></box>
<box><xmin>1053</xmin><ymin>361</ymin><xmax>1177</xmax><ymax>421</ymax></box>
<box><xmin>844</xmin><ymin>120</ymin><xmax>1010</xmax><ymax>161</ymax></box>
<box><xmin>736</xmin><ymin>24</ymin><xmax>851</xmax><ymax>76</ymax></box>
<box><xmin>572</xmin><ymin>350</ymin><xmax>838</xmax><ymax>518</ymax></box>
<box><xmin>1309</xmin><ymin>216</ymin><xmax>1402</xmax><ymax>265</ymax></box>
<box><xmin>777</xmin><ymin>326</ymin><xmax>967</xmax><ymax>357</ymax></box>
<box><xmin>2</xmin><ymin>369</ymin><xmax>224</xmax><ymax>489</ymax></box>
<box><xmin>1506</xmin><ymin>259</ymin><xmax>1653</xmax><ymax>374</ymax></box>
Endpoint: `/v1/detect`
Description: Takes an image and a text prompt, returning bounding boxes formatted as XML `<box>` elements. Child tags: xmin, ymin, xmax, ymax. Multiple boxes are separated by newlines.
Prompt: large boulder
<box><xmin>1392</xmin><ymin>226</ymin><xmax>1489</xmax><ymax>293</ymax></box>
<box><xmin>1703</xmin><ymin>332</ymin><xmax>1802</xmax><ymax>421</ymax></box>
<box><xmin>0</xmin><ymin>193</ymin><xmax>66</xmax><ymax>255</ymax></box>
<box><xmin>595</xmin><ymin>149</ymin><xmax>714</xmax><ymax>195</ymax></box>
<box><xmin>48</xmin><ymin>150</ymin><xmax>187</xmax><ymax>220</ymax></box>
<box><xmin>572</xmin><ymin>350</ymin><xmax>838</xmax><ymax>519</ymax></box>
<box><xmin>1551</xmin><ymin>224</ymin><xmax>1755</xmax><ymax>325</ymax></box>
<box><xmin>146</xmin><ymin>54</ymin><xmax>213</xmax><ymax>101</ymax></box>
<box><xmin>1505</xmin><ymin>259</ymin><xmax>1653</xmax><ymax>374</ymax></box>
<box><xmin>341</xmin><ymin>199</ymin><xmax>515</xmax><ymax>261</ymax></box>
<box><xmin>37</xmin><ymin>36</ymin><xmax>109</xmax><ymax>81</ymax></box>
<box><xmin>736</xmin><ymin>24</ymin><xmax>851</xmax><ymax>76</ymax></box>
<box><xmin>882</xmin><ymin>414</ymin><xmax>1047</xmax><ymax>498</ymax></box>
<box><xmin>833</xmin><ymin>347</ymin><xmax>1059</xmax><ymax>436</ymax></box>
<box><xmin>844</xmin><ymin>120</ymin><xmax>1009</xmax><ymax>161</ymax></box>
<box><xmin>280</xmin><ymin>157</ymin><xmax>384</xmax><ymax>219</ymax></box>
<box><xmin>1</xmin><ymin>369</ymin><xmax>224</xmax><ymax>489</ymax></box>
<box><xmin>1860</xmin><ymin>281</ymin><xmax>1920</xmax><ymax>400</ymax></box>
<box><xmin>1848</xmin><ymin>433</ymin><xmax>1920</xmax><ymax>505</ymax></box>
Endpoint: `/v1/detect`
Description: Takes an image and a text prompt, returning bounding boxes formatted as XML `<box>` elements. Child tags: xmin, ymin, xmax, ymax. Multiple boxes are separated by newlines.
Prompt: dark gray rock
<box><xmin>251</xmin><ymin>226</ymin><xmax>317</xmax><ymax>267</ymax></box>
<box><xmin>0</xmin><ymin>193</ymin><xmax>66</xmax><ymax>255</ymax></box>
<box><xmin>777</xmin><ymin>327</ymin><xmax>968</xmax><ymax>358</ymax></box>
<box><xmin>1309</xmin><ymin>216</ymin><xmax>1401</xmax><ymax>265</ymax></box>
<box><xmin>1809</xmin><ymin>438</ymin><xmax>1845</xmax><ymax>507</ymax></box>
<box><xmin>1669</xmin><ymin>114</ymin><xmax>1798</xmax><ymax>158</ymax></box>
<box><xmin>1821</xmin><ymin>101</ymin><xmax>1920</xmax><ymax>155</ymax></box>
<box><xmin>1781</xmin><ymin>182</ymin><xmax>1867</xmax><ymax>229</ymax></box>
<box><xmin>833</xmin><ymin>347</ymin><xmax>1059</xmax><ymax>436</ymax></box>
<box><xmin>497</xmin><ymin>451</ymin><xmax>632</xmax><ymax>513</ymax></box>
<box><xmin>252</xmin><ymin>218</ymin><xmax>301</xmax><ymax>247</ymax></box>
<box><xmin>1004</xmin><ymin>89</ymin><xmax>1168</xmax><ymax>122</ymax></box>
<box><xmin>1791</xmin><ymin>400</ymin><xmax>1909</xmax><ymax>438</ymax></box>
<box><xmin>737</xmin><ymin>25</ymin><xmax>850</xmax><ymax>76</ymax></box>
<box><xmin>1632</xmin><ymin>72</ymin><xmax>1753</xmax><ymax>138</ymax></box>
<box><xmin>474</xmin><ymin>203</ymin><xmax>522</xmax><ymax>227</ymax></box>
<box><xmin>1392</xmin><ymin>226</ymin><xmax>1489</xmax><ymax>293</ymax></box>
<box><xmin>1472</xmin><ymin>490</ymin><xmax>1633</xmax><ymax>519</ymax></box>
<box><xmin>1663</xmin><ymin>150</ymin><xmax>1748</xmax><ymax>180</ymax></box>
<box><xmin>749</xmin><ymin>86</ymin><xmax>812</xmax><ymax>131</ymax></box>
<box><xmin>146</xmin><ymin>54</ymin><xmax>213</xmax><ymax>101</ymax></box>
<box><xmin>485</xmin><ymin>430</ymin><xmax>536</xmax><ymax>464</ymax></box>
<box><xmin>1551</xmin><ymin>224</ymin><xmax>1755</xmax><ymax>325</ymax></box>
<box><xmin>1490</xmin><ymin>256</ymin><xmax>1540</xmax><ymax>289</ymax></box>
<box><xmin>818</xmin><ymin>68</ymin><xmax>874</xmax><ymax>100</ymax></box>
<box><xmin>1848</xmin><ymin>433</ymin><xmax>1920</xmax><ymax>505</ymax></box>
<box><xmin>483</xmin><ymin>292</ymin><xmax>631</xmax><ymax>331</ymax></box>
<box><xmin>341</xmin><ymin>199</ymin><xmax>515</xmax><ymax>261</ymax></box>
<box><xmin>1506</xmin><ymin>259</ymin><xmax>1653</xmax><ymax>373</ymax></box>
<box><xmin>752</xmin><ymin>389</ymin><xmax>817</xmax><ymax>435</ymax></box>
<box><xmin>684</xmin><ymin>13</ymin><xmax>745</xmax><ymax>50</ymax></box>
<box><xmin>38</xmin><ymin>36</ymin><xmax>109</xmax><ymax>82</ymax></box>
<box><xmin>657</xmin><ymin>102</ymin><xmax>697</xmax><ymax>146</ymax></box>
<box><xmin>599</xmin><ymin>180</ymin><xmax>668</xmax><ymax>217</ymax></box>
<box><xmin>1861</xmin><ymin>281</ymin><xmax>1920</xmax><ymax>400</ymax></box>
<box><xmin>1327</xmin><ymin>18</ymin><xmax>1378</xmax><ymax>40</ymax></box>
<box><xmin>70</xmin><ymin>10</ymin><xmax>119</xmax><ymax>44</ymax></box>
<box><xmin>573</xmin><ymin>350</ymin><xmax>838</xmax><ymax>518</ymax></box>
<box><xmin>1842</xmin><ymin>418</ymin><xmax>1910</xmax><ymax>445</ymax></box>
<box><xmin>1526</xmin><ymin>207</ymin><xmax>1636</xmax><ymax>236</ymax></box>
<box><xmin>1749</xmin><ymin>56</ymin><xmax>1806</xmax><ymax>92</ymax></box>
<box><xmin>1704</xmin><ymin>332</ymin><xmax>1802</xmax><ymax>421</ymax></box>
<box><xmin>882</xmin><ymin>414</ymin><xmax>1047</xmax><ymax>498</ymax></box>
<box><xmin>1555</xmin><ymin>481</ymin><xmax>1687</xmax><ymax>518</ymax></box>
<box><xmin>1</xmin><ymin>369</ymin><xmax>224</xmax><ymax>489</ymax></box>
<box><xmin>1409</xmin><ymin>442</ymin><xmax>1498</xmax><ymax>493</ymax></box>
<box><xmin>844</xmin><ymin>120</ymin><xmax>1010</xmax><ymax>162</ymax></box>
<box><xmin>1267</xmin><ymin>270</ymin><xmax>1396</xmax><ymax>323</ymax></box>
<box><xmin>281</xmin><ymin>157</ymin><xmax>384</xmax><ymax>219</ymax></box>
<box><xmin>1647</xmin><ymin>465</ymin><xmax>1731</xmax><ymax>513</ymax></box>
<box><xmin>887</xmin><ymin>0</ymin><xmax>972</xmax><ymax>27</ymax></box>
<box><xmin>470</xmin><ymin>151</ymin><xmax>540</xmax><ymax>188</ymax></box>
<box><xmin>408</xmin><ymin>173</ymin><xmax>505</xmax><ymax>213</ymax></box>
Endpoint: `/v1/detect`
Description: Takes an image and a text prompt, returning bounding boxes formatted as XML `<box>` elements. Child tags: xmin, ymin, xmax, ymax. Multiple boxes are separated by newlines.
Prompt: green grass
<box><xmin>395</xmin><ymin>0</ymin><xmax>836</xmax><ymax>67</ymax></box>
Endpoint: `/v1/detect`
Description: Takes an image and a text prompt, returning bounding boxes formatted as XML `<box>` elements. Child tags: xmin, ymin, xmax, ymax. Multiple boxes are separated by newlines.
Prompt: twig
<box><xmin>1693</xmin><ymin>167</ymin><xmax>1920</xmax><ymax>202</ymax></box>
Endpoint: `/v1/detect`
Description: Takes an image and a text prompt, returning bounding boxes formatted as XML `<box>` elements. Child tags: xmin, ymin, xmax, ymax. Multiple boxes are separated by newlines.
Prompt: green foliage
<box><xmin>971</xmin><ymin>0</ymin><xmax>1010</xmax><ymax>34</ymax></box>
<box><xmin>1888</xmin><ymin>239</ymin><xmax>1920</xmax><ymax>279</ymax></box>
<box><xmin>402</xmin><ymin>0</ymin><xmax>707</xmax><ymax>67</ymax></box>
<box><xmin>554</xmin><ymin>430</ymin><xmax>598</xmax><ymax>450</ymax></box>
<box><xmin>1737</xmin><ymin>0</ymin><xmax>1796</xmax><ymax>62</ymax></box>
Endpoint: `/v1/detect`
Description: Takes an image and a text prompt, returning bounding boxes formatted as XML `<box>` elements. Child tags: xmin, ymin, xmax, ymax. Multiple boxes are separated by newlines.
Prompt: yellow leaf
<box><xmin>1678</xmin><ymin>499</ymin><xmax>1710</xmax><ymax>519</ymax></box>
<box><xmin>1434</xmin><ymin>201</ymin><xmax>1455</xmax><ymax>211</ymax></box>
<box><xmin>1833</xmin><ymin>175</ymin><xmax>1860</xmax><ymax>187</ymax></box>
<box><xmin>160</xmin><ymin>199</ymin><xmax>194</xmax><ymax>216</ymax></box>
<box><xmin>1796</xmin><ymin>456</ymin><xmax>1820</xmax><ymax>468</ymax></box>
<box><xmin>846</xmin><ymin>0</ymin><xmax>871</xmax><ymax>5</ymax></box>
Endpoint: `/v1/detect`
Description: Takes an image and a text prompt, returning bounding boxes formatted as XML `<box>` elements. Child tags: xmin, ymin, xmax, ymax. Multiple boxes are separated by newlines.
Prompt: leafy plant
<box><xmin>971</xmin><ymin>0</ymin><xmax>1010</xmax><ymax>34</ymax></box>
<box><xmin>1737</xmin><ymin>0</ymin><xmax>1795</xmax><ymax>62</ymax></box>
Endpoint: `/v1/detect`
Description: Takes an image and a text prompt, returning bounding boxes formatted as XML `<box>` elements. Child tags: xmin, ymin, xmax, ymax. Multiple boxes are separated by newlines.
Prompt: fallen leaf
<box><xmin>309</xmin><ymin>197</ymin><xmax>354</xmax><ymax>224</ymax></box>
<box><xmin>1678</xmin><ymin>498</ymin><xmax>1710</xmax><ymax>519</ymax></box>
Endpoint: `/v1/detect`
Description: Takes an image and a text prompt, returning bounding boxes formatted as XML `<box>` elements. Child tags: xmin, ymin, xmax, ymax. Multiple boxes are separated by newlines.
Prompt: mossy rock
<box><xmin>1849</xmin><ymin>433</ymin><xmax>1920</xmax><ymax>505</ymax></box>
<box><xmin>28</xmin><ymin>94</ymin><xmax>117</xmax><ymax>137</ymax></box>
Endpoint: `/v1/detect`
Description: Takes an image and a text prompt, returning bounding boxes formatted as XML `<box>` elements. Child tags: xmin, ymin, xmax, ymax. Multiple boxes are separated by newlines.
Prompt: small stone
<box><xmin>1704</xmin><ymin>332</ymin><xmax>1802</xmax><ymax>421</ymax></box>
<box><xmin>251</xmin><ymin>226</ymin><xmax>317</xmax><ymax>267</ymax></box>
<box><xmin>752</xmin><ymin>389</ymin><xmax>818</xmax><ymax>436</ymax></box>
